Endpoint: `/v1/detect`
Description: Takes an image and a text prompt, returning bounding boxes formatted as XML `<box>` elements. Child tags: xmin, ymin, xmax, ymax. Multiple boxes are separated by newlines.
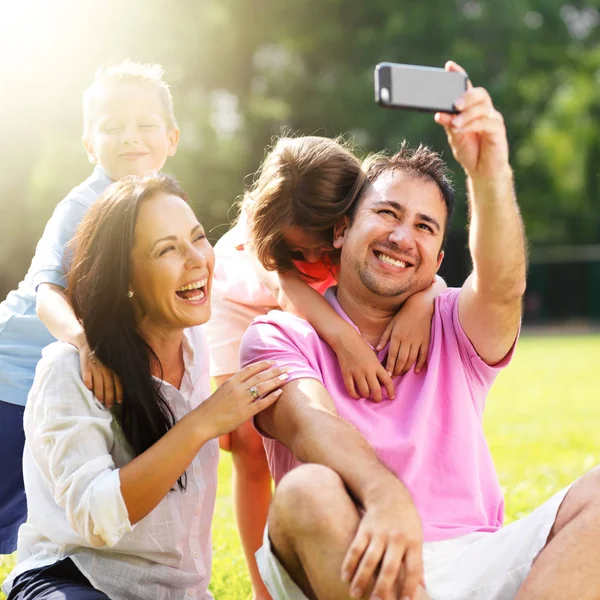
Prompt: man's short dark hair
<box><xmin>351</xmin><ymin>142</ymin><xmax>455</xmax><ymax>250</ymax></box>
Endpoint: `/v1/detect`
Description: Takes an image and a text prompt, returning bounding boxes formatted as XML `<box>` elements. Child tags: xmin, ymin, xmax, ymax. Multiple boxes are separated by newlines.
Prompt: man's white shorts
<box><xmin>256</xmin><ymin>485</ymin><xmax>572</xmax><ymax>600</ymax></box>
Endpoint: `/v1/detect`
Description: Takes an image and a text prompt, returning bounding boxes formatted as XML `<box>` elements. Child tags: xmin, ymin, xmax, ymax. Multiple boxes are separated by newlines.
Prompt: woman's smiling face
<box><xmin>129</xmin><ymin>191</ymin><xmax>215</xmax><ymax>334</ymax></box>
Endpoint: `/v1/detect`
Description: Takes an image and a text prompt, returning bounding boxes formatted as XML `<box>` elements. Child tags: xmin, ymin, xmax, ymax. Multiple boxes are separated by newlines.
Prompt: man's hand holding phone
<box><xmin>434</xmin><ymin>61</ymin><xmax>510</xmax><ymax>183</ymax></box>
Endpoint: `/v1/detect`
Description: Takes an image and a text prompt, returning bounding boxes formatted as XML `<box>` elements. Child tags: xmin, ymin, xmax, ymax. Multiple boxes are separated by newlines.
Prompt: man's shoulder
<box><xmin>240</xmin><ymin>310</ymin><xmax>321</xmax><ymax>365</ymax></box>
<box><xmin>250</xmin><ymin>309</ymin><xmax>318</xmax><ymax>339</ymax></box>
<box><xmin>432</xmin><ymin>287</ymin><xmax>464</xmax><ymax>337</ymax></box>
<box><xmin>434</xmin><ymin>287</ymin><xmax>461</xmax><ymax>310</ymax></box>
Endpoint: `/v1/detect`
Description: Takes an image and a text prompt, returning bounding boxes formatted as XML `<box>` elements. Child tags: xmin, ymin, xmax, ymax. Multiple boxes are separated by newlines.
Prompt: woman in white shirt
<box><xmin>3</xmin><ymin>173</ymin><xmax>287</xmax><ymax>600</ymax></box>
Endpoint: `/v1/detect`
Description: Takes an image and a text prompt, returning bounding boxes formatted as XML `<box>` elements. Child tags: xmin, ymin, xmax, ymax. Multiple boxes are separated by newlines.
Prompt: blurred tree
<box><xmin>0</xmin><ymin>0</ymin><xmax>598</xmax><ymax>297</ymax></box>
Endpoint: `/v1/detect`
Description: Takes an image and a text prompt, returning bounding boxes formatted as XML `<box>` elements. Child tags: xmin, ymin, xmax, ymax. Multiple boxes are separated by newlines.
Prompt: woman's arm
<box><xmin>32</xmin><ymin>351</ymin><xmax>285</xmax><ymax>544</ymax></box>
<box><xmin>249</xmin><ymin>251</ymin><xmax>395</xmax><ymax>401</ymax></box>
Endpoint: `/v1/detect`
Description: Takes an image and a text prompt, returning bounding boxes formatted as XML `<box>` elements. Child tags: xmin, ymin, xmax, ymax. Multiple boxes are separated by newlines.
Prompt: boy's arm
<box><xmin>36</xmin><ymin>283</ymin><xmax>85</xmax><ymax>349</ymax></box>
<box><xmin>256</xmin><ymin>378</ymin><xmax>424</xmax><ymax>598</ymax></box>
<box><xmin>249</xmin><ymin>251</ymin><xmax>395</xmax><ymax>401</ymax></box>
<box><xmin>36</xmin><ymin>283</ymin><xmax>123</xmax><ymax>407</ymax></box>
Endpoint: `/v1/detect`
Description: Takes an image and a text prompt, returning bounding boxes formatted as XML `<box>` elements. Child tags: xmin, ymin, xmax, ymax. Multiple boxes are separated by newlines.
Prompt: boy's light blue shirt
<box><xmin>0</xmin><ymin>166</ymin><xmax>113</xmax><ymax>406</ymax></box>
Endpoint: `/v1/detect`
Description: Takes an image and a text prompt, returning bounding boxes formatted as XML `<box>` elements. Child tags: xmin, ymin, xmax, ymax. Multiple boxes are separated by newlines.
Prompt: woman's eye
<box><xmin>378</xmin><ymin>209</ymin><xmax>396</xmax><ymax>217</ymax></box>
<box><xmin>418</xmin><ymin>223</ymin><xmax>433</xmax><ymax>233</ymax></box>
<box><xmin>193</xmin><ymin>233</ymin><xmax>206</xmax><ymax>243</ymax></box>
<box><xmin>159</xmin><ymin>246</ymin><xmax>175</xmax><ymax>257</ymax></box>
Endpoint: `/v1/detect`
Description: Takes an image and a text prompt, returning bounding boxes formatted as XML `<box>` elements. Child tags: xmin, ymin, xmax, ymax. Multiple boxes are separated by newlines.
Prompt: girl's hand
<box><xmin>376</xmin><ymin>296</ymin><xmax>435</xmax><ymax>377</ymax></box>
<box><xmin>79</xmin><ymin>340</ymin><xmax>123</xmax><ymax>408</ymax></box>
<box><xmin>198</xmin><ymin>361</ymin><xmax>288</xmax><ymax>439</ymax></box>
<box><xmin>335</xmin><ymin>329</ymin><xmax>395</xmax><ymax>403</ymax></box>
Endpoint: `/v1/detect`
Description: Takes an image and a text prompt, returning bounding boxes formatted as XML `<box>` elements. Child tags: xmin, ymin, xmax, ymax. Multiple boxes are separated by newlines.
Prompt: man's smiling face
<box><xmin>334</xmin><ymin>170</ymin><xmax>446</xmax><ymax>301</ymax></box>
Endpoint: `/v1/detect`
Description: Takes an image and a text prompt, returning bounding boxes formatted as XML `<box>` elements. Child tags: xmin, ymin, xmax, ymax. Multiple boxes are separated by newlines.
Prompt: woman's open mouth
<box><xmin>175</xmin><ymin>278</ymin><xmax>208</xmax><ymax>302</ymax></box>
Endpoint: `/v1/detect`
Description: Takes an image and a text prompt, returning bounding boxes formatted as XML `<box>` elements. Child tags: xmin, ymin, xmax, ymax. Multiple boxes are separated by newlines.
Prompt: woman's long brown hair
<box><xmin>68</xmin><ymin>173</ymin><xmax>190</xmax><ymax>491</ymax></box>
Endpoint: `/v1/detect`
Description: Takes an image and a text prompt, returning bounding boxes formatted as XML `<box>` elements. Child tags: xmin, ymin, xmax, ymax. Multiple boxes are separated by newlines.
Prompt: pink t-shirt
<box><xmin>240</xmin><ymin>287</ymin><xmax>515</xmax><ymax>543</ymax></box>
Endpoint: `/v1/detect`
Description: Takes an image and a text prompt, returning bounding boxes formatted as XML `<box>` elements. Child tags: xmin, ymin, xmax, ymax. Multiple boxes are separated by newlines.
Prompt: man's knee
<box><xmin>554</xmin><ymin>466</ymin><xmax>600</xmax><ymax>536</ymax></box>
<box><xmin>268</xmin><ymin>464</ymin><xmax>350</xmax><ymax>538</ymax></box>
<box><xmin>574</xmin><ymin>466</ymin><xmax>600</xmax><ymax>512</ymax></box>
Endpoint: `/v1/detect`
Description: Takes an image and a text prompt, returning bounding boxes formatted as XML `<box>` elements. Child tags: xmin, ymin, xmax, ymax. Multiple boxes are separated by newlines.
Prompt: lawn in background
<box><xmin>1</xmin><ymin>335</ymin><xmax>599</xmax><ymax>599</ymax></box>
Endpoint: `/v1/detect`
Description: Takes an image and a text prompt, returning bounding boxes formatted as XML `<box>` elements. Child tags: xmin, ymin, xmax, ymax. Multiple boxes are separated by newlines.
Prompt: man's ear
<box><xmin>167</xmin><ymin>127</ymin><xmax>180</xmax><ymax>157</ymax></box>
<box><xmin>333</xmin><ymin>216</ymin><xmax>349</xmax><ymax>249</ymax></box>
<box><xmin>436</xmin><ymin>250</ymin><xmax>445</xmax><ymax>272</ymax></box>
<box><xmin>82</xmin><ymin>137</ymin><xmax>97</xmax><ymax>165</ymax></box>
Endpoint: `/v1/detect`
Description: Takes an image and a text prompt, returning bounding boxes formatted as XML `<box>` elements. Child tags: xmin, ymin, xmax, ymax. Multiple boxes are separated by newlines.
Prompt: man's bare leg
<box><xmin>267</xmin><ymin>464</ymin><xmax>429</xmax><ymax>600</ymax></box>
<box><xmin>516</xmin><ymin>466</ymin><xmax>600</xmax><ymax>599</ymax></box>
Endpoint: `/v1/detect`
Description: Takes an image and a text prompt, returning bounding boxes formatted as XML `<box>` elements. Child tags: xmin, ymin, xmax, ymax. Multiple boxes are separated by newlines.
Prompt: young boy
<box><xmin>0</xmin><ymin>60</ymin><xmax>179</xmax><ymax>554</ymax></box>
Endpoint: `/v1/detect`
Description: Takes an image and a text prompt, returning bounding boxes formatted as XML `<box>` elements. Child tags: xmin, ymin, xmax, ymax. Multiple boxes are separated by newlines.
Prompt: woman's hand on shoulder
<box><xmin>197</xmin><ymin>361</ymin><xmax>288</xmax><ymax>439</ymax></box>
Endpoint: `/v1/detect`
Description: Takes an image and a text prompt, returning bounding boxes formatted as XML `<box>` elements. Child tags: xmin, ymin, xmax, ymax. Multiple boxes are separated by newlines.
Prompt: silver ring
<box><xmin>248</xmin><ymin>386</ymin><xmax>260</xmax><ymax>400</ymax></box>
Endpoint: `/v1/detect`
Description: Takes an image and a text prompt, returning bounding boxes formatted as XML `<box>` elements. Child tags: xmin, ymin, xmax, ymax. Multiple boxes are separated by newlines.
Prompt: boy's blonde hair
<box><xmin>82</xmin><ymin>60</ymin><xmax>177</xmax><ymax>138</ymax></box>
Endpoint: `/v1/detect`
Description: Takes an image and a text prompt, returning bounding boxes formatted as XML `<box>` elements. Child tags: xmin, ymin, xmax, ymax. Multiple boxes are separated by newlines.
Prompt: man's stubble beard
<box><xmin>353</xmin><ymin>256</ymin><xmax>423</xmax><ymax>298</ymax></box>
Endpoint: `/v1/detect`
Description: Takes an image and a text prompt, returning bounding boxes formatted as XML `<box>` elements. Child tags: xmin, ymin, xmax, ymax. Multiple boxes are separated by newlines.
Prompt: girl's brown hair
<box><xmin>244</xmin><ymin>136</ymin><xmax>365</xmax><ymax>272</ymax></box>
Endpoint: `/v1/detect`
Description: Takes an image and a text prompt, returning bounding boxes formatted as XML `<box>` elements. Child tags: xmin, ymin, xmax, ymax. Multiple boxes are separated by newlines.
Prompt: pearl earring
<box><xmin>127</xmin><ymin>290</ymin><xmax>134</xmax><ymax>298</ymax></box>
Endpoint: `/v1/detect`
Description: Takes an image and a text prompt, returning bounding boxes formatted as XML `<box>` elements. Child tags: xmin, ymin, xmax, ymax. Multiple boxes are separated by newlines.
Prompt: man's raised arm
<box><xmin>436</xmin><ymin>61</ymin><xmax>527</xmax><ymax>365</ymax></box>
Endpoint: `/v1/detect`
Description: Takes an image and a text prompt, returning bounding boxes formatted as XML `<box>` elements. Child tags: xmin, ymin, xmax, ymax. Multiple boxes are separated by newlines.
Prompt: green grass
<box><xmin>2</xmin><ymin>335</ymin><xmax>600</xmax><ymax>599</ymax></box>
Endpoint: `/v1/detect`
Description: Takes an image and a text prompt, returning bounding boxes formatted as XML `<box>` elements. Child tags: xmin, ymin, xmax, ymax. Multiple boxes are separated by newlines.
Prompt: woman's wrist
<box><xmin>185</xmin><ymin>405</ymin><xmax>216</xmax><ymax>447</ymax></box>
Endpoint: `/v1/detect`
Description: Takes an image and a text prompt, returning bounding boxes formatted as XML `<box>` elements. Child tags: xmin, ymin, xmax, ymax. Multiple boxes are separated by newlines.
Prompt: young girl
<box><xmin>204</xmin><ymin>135</ymin><xmax>445</xmax><ymax>600</ymax></box>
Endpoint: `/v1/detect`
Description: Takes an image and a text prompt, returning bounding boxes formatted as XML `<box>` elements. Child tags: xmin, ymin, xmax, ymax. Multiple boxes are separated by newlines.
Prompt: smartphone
<box><xmin>374</xmin><ymin>62</ymin><xmax>468</xmax><ymax>114</ymax></box>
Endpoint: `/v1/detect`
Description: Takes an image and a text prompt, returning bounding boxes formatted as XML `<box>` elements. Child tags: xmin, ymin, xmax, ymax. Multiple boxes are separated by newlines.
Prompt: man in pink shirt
<box><xmin>240</xmin><ymin>64</ymin><xmax>600</xmax><ymax>600</ymax></box>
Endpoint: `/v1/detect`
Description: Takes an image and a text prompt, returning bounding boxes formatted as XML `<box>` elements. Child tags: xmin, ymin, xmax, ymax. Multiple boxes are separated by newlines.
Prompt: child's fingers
<box><xmin>415</xmin><ymin>344</ymin><xmax>429</xmax><ymax>374</ymax></box>
<box><xmin>114</xmin><ymin>374</ymin><xmax>124</xmax><ymax>405</ymax></box>
<box><xmin>91</xmin><ymin>368</ymin><xmax>105</xmax><ymax>405</ymax></box>
<box><xmin>80</xmin><ymin>356</ymin><xmax>93</xmax><ymax>391</ymax></box>
<box><xmin>343</xmin><ymin>373</ymin><xmax>360</xmax><ymax>399</ymax></box>
<box><xmin>386</xmin><ymin>338</ymin><xmax>401</xmax><ymax>374</ymax></box>
<box><xmin>355</xmin><ymin>376</ymin><xmax>371</xmax><ymax>400</ymax></box>
<box><xmin>366</xmin><ymin>373</ymin><xmax>382</xmax><ymax>403</ymax></box>
<box><xmin>376</xmin><ymin>321</ymin><xmax>394</xmax><ymax>351</ymax></box>
<box><xmin>377</xmin><ymin>367</ymin><xmax>396</xmax><ymax>400</ymax></box>
<box><xmin>392</xmin><ymin>344</ymin><xmax>410</xmax><ymax>378</ymax></box>
<box><xmin>101</xmin><ymin>368</ymin><xmax>115</xmax><ymax>409</ymax></box>
<box><xmin>401</xmin><ymin>345</ymin><xmax>420</xmax><ymax>375</ymax></box>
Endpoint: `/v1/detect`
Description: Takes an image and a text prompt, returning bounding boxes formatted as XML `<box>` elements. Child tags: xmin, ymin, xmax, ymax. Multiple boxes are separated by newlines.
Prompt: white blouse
<box><xmin>3</xmin><ymin>326</ymin><xmax>219</xmax><ymax>600</ymax></box>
